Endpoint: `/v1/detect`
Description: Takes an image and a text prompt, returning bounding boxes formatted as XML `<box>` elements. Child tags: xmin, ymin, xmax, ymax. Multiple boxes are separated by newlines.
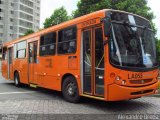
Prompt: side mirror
<box><xmin>103</xmin><ymin>17</ymin><xmax>111</xmax><ymax>37</ymax></box>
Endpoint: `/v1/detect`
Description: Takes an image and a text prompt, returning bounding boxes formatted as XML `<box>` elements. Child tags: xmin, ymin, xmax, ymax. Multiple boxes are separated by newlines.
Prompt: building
<box><xmin>0</xmin><ymin>0</ymin><xmax>40</xmax><ymax>45</ymax></box>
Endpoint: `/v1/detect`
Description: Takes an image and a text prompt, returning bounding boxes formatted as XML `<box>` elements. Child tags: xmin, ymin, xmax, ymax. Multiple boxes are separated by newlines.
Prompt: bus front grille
<box><xmin>130</xmin><ymin>79</ymin><xmax>152</xmax><ymax>85</ymax></box>
<box><xmin>131</xmin><ymin>89</ymin><xmax>153</xmax><ymax>95</ymax></box>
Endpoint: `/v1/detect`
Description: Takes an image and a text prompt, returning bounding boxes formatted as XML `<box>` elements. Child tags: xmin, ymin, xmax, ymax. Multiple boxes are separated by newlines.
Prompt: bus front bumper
<box><xmin>107</xmin><ymin>81</ymin><xmax>159</xmax><ymax>101</ymax></box>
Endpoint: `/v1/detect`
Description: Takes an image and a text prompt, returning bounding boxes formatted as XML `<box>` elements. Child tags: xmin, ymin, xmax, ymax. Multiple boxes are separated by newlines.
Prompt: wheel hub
<box><xmin>67</xmin><ymin>83</ymin><xmax>76</xmax><ymax>96</ymax></box>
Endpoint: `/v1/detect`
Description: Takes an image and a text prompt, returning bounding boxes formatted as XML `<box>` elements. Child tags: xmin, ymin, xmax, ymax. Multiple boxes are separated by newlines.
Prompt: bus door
<box><xmin>82</xmin><ymin>26</ymin><xmax>104</xmax><ymax>97</ymax></box>
<box><xmin>8</xmin><ymin>47</ymin><xmax>13</xmax><ymax>79</ymax></box>
<box><xmin>28</xmin><ymin>41</ymin><xmax>38</xmax><ymax>84</ymax></box>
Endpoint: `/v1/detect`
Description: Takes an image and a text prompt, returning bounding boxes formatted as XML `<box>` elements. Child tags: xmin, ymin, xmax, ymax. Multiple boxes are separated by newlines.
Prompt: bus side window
<box><xmin>40</xmin><ymin>32</ymin><xmax>56</xmax><ymax>56</ymax></box>
<box><xmin>68</xmin><ymin>41</ymin><xmax>76</xmax><ymax>53</ymax></box>
<box><xmin>2</xmin><ymin>47</ymin><xmax>7</xmax><ymax>60</ymax></box>
<box><xmin>58</xmin><ymin>26</ymin><xmax>77</xmax><ymax>54</ymax></box>
<box><xmin>15</xmin><ymin>41</ymin><xmax>27</xmax><ymax>59</ymax></box>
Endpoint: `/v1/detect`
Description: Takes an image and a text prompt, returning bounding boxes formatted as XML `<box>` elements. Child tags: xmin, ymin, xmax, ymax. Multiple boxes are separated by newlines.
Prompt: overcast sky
<box><xmin>40</xmin><ymin>0</ymin><xmax>160</xmax><ymax>38</ymax></box>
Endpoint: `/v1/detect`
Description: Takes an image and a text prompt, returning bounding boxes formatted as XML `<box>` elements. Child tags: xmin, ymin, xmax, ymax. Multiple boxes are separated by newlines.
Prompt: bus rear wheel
<box><xmin>14</xmin><ymin>72</ymin><xmax>21</xmax><ymax>87</ymax></box>
<box><xmin>62</xmin><ymin>76</ymin><xmax>80</xmax><ymax>103</ymax></box>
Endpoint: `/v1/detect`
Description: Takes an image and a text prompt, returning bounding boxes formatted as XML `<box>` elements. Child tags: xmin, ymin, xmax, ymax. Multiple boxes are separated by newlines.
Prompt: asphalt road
<box><xmin>0</xmin><ymin>73</ymin><xmax>160</xmax><ymax>119</ymax></box>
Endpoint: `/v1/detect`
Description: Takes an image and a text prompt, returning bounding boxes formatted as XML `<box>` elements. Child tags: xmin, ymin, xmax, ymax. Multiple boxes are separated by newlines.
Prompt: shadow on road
<box><xmin>80</xmin><ymin>97</ymin><xmax>152</xmax><ymax>113</ymax></box>
<box><xmin>2</xmin><ymin>82</ymin><xmax>154</xmax><ymax>112</ymax></box>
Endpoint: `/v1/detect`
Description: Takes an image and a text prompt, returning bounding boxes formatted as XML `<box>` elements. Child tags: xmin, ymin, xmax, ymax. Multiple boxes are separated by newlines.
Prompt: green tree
<box><xmin>43</xmin><ymin>6</ymin><xmax>69</xmax><ymax>28</ymax></box>
<box><xmin>73</xmin><ymin>0</ymin><xmax>155</xmax><ymax>29</ymax></box>
<box><xmin>74</xmin><ymin>0</ymin><xmax>154</xmax><ymax>20</ymax></box>
<box><xmin>24</xmin><ymin>29</ymin><xmax>34</xmax><ymax>36</ymax></box>
<box><xmin>43</xmin><ymin>18</ymin><xmax>52</xmax><ymax>29</ymax></box>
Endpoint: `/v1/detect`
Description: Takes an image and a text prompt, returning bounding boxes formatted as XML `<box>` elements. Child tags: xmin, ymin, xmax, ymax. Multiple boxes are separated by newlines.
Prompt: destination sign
<box><xmin>81</xmin><ymin>18</ymin><xmax>99</xmax><ymax>28</ymax></box>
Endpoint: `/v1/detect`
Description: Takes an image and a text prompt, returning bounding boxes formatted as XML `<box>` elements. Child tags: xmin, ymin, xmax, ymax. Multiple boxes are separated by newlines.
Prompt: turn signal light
<box><xmin>58</xmin><ymin>74</ymin><xmax>61</xmax><ymax>77</ymax></box>
<box><xmin>122</xmin><ymin>80</ymin><xmax>126</xmax><ymax>85</ymax></box>
<box><xmin>75</xmin><ymin>75</ymin><xmax>80</xmax><ymax>78</ymax></box>
<box><xmin>154</xmin><ymin>89</ymin><xmax>159</xmax><ymax>94</ymax></box>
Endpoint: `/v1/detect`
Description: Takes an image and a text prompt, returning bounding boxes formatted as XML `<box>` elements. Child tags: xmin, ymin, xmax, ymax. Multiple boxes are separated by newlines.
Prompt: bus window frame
<box><xmin>16</xmin><ymin>49</ymin><xmax>26</xmax><ymax>59</ymax></box>
<box><xmin>14</xmin><ymin>40</ymin><xmax>27</xmax><ymax>59</ymax></box>
<box><xmin>57</xmin><ymin>25</ymin><xmax>77</xmax><ymax>55</ymax></box>
<box><xmin>2</xmin><ymin>47</ymin><xmax>7</xmax><ymax>60</ymax></box>
<box><xmin>39</xmin><ymin>32</ymin><xmax>57</xmax><ymax>57</ymax></box>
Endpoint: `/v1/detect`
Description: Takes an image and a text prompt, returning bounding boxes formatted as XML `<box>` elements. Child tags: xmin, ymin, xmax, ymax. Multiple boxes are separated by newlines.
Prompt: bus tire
<box><xmin>62</xmin><ymin>76</ymin><xmax>80</xmax><ymax>103</ymax></box>
<box><xmin>14</xmin><ymin>72</ymin><xmax>21</xmax><ymax>87</ymax></box>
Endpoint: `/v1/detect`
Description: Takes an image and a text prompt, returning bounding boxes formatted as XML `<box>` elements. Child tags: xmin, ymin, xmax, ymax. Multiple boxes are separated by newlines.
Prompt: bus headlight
<box><xmin>115</xmin><ymin>76</ymin><xmax>121</xmax><ymax>81</ymax></box>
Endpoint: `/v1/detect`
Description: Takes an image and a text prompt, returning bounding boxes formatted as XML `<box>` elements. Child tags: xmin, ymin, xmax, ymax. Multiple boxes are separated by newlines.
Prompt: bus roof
<box><xmin>3</xmin><ymin>9</ymin><xmax>149</xmax><ymax>47</ymax></box>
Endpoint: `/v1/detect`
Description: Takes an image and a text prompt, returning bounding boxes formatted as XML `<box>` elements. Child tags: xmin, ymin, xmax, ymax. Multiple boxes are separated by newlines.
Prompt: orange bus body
<box><xmin>1</xmin><ymin>9</ymin><xmax>159</xmax><ymax>102</ymax></box>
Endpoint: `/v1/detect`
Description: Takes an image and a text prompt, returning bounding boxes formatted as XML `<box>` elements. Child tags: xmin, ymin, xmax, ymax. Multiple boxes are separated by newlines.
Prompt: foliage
<box><xmin>43</xmin><ymin>6</ymin><xmax>70</xmax><ymax>28</ymax></box>
<box><xmin>24</xmin><ymin>29</ymin><xmax>34</xmax><ymax>36</ymax></box>
<box><xmin>74</xmin><ymin>0</ymin><xmax>154</xmax><ymax>21</ymax></box>
<box><xmin>73</xmin><ymin>0</ymin><xmax>156</xmax><ymax>32</ymax></box>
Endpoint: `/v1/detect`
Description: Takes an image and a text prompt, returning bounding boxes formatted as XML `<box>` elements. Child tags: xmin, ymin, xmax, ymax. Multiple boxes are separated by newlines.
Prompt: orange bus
<box><xmin>1</xmin><ymin>9</ymin><xmax>159</xmax><ymax>102</ymax></box>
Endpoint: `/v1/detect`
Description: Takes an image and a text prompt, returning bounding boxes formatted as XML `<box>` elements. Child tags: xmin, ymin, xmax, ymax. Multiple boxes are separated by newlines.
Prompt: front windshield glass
<box><xmin>109</xmin><ymin>12</ymin><xmax>157</xmax><ymax>68</ymax></box>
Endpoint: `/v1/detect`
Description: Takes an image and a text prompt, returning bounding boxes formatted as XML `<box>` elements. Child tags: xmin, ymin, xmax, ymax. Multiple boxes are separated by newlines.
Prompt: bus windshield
<box><xmin>108</xmin><ymin>12</ymin><xmax>158</xmax><ymax>69</ymax></box>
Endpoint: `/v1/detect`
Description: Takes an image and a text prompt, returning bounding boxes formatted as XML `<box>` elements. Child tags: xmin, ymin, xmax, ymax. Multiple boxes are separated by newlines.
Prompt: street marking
<box><xmin>0</xmin><ymin>91</ymin><xmax>35</xmax><ymax>95</ymax></box>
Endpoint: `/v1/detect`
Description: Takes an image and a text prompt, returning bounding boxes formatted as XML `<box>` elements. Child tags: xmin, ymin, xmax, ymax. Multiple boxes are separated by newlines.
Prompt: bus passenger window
<box><xmin>34</xmin><ymin>43</ymin><xmax>37</xmax><ymax>63</ymax></box>
<box><xmin>58</xmin><ymin>26</ymin><xmax>77</xmax><ymax>54</ymax></box>
<box><xmin>29</xmin><ymin>44</ymin><xmax>33</xmax><ymax>63</ymax></box>
<box><xmin>2</xmin><ymin>47</ymin><xmax>7</xmax><ymax>60</ymax></box>
<box><xmin>16</xmin><ymin>41</ymin><xmax>27</xmax><ymax>59</ymax></box>
<box><xmin>68</xmin><ymin>41</ymin><xmax>76</xmax><ymax>53</ymax></box>
<box><xmin>40</xmin><ymin>32</ymin><xmax>56</xmax><ymax>56</ymax></box>
<box><xmin>17</xmin><ymin>49</ymin><xmax>26</xmax><ymax>58</ymax></box>
<box><xmin>29</xmin><ymin>42</ymin><xmax>38</xmax><ymax>63</ymax></box>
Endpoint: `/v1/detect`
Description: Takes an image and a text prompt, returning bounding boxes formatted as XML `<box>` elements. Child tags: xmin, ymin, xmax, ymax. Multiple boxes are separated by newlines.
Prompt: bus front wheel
<box><xmin>14</xmin><ymin>72</ymin><xmax>21</xmax><ymax>87</ymax></box>
<box><xmin>62</xmin><ymin>76</ymin><xmax>80</xmax><ymax>103</ymax></box>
